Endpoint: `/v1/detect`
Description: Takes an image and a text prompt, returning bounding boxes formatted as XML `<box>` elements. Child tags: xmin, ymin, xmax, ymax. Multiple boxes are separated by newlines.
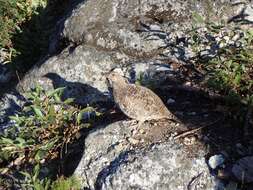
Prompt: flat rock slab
<box><xmin>74</xmin><ymin>120</ymin><xmax>222</xmax><ymax>190</ymax></box>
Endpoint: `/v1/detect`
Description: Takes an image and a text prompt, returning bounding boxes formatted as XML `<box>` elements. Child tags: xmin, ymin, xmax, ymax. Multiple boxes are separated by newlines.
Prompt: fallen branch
<box><xmin>174</xmin><ymin>119</ymin><xmax>221</xmax><ymax>140</ymax></box>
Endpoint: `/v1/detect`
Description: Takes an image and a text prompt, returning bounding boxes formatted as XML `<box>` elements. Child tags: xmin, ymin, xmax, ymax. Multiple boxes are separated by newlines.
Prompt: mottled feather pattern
<box><xmin>107</xmin><ymin>71</ymin><xmax>173</xmax><ymax>122</ymax></box>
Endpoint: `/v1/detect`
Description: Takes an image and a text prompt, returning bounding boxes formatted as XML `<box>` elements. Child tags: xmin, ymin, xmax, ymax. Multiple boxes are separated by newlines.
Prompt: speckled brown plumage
<box><xmin>107</xmin><ymin>71</ymin><xmax>174</xmax><ymax>123</ymax></box>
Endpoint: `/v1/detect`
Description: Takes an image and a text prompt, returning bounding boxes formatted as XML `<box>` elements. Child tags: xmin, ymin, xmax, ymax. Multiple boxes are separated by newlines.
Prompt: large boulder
<box><xmin>16</xmin><ymin>0</ymin><xmax>253</xmax><ymax>102</ymax></box>
<box><xmin>74</xmin><ymin>120</ymin><xmax>223</xmax><ymax>190</ymax></box>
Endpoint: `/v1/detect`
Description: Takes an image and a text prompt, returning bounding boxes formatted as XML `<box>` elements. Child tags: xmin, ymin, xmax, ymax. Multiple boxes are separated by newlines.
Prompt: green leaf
<box><xmin>46</xmin><ymin>87</ymin><xmax>65</xmax><ymax>98</ymax></box>
<box><xmin>31</xmin><ymin>105</ymin><xmax>44</xmax><ymax>118</ymax></box>
<box><xmin>77</xmin><ymin>110</ymin><xmax>85</xmax><ymax>125</ymax></box>
<box><xmin>54</xmin><ymin>93</ymin><xmax>61</xmax><ymax>102</ymax></box>
<box><xmin>0</xmin><ymin>137</ymin><xmax>15</xmax><ymax>145</ymax></box>
<box><xmin>35</xmin><ymin>150</ymin><xmax>46</xmax><ymax>161</ymax></box>
<box><xmin>33</xmin><ymin>164</ymin><xmax>40</xmax><ymax>182</ymax></box>
<box><xmin>9</xmin><ymin>115</ymin><xmax>23</xmax><ymax>125</ymax></box>
<box><xmin>63</xmin><ymin>98</ymin><xmax>75</xmax><ymax>104</ymax></box>
<box><xmin>20</xmin><ymin>171</ymin><xmax>32</xmax><ymax>179</ymax></box>
<box><xmin>34</xmin><ymin>182</ymin><xmax>44</xmax><ymax>190</ymax></box>
<box><xmin>16</xmin><ymin>137</ymin><xmax>26</xmax><ymax>144</ymax></box>
<box><xmin>233</xmin><ymin>74</ymin><xmax>241</xmax><ymax>85</ymax></box>
<box><xmin>44</xmin><ymin>178</ymin><xmax>52</xmax><ymax>190</ymax></box>
<box><xmin>39</xmin><ymin>138</ymin><xmax>57</xmax><ymax>151</ymax></box>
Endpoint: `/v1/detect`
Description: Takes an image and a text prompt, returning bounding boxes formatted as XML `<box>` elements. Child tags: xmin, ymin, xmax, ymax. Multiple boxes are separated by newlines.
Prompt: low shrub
<box><xmin>0</xmin><ymin>86</ymin><xmax>99</xmax><ymax>189</ymax></box>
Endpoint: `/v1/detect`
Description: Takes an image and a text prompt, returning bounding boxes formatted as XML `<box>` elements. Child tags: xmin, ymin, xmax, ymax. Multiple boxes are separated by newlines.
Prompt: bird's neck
<box><xmin>112</xmin><ymin>82</ymin><xmax>128</xmax><ymax>101</ymax></box>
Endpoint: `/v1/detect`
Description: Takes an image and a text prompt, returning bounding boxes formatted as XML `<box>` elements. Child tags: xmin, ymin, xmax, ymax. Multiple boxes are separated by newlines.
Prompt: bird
<box><xmin>106</xmin><ymin>70</ymin><xmax>174</xmax><ymax>125</ymax></box>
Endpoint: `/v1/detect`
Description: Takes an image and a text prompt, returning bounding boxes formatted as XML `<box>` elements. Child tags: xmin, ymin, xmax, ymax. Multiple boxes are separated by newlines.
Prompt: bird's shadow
<box><xmin>44</xmin><ymin>72</ymin><xmax>112</xmax><ymax>108</ymax></box>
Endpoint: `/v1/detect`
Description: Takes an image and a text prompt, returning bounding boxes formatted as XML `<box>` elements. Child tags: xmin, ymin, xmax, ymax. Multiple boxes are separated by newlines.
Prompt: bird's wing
<box><xmin>123</xmin><ymin>84</ymin><xmax>167</xmax><ymax>119</ymax></box>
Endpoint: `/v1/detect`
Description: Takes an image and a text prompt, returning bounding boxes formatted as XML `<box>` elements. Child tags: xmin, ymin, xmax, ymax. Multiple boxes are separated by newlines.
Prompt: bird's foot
<box><xmin>122</xmin><ymin>119</ymin><xmax>138</xmax><ymax>127</ymax></box>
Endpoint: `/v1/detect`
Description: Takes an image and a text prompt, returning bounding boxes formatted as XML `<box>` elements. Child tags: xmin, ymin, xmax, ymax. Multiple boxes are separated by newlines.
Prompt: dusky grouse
<box><xmin>107</xmin><ymin>71</ymin><xmax>174</xmax><ymax>124</ymax></box>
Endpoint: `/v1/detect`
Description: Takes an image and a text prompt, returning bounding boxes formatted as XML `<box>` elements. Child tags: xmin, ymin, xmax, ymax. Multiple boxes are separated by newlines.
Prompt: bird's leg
<box><xmin>133</xmin><ymin>120</ymin><xmax>145</xmax><ymax>133</ymax></box>
<box><xmin>122</xmin><ymin>119</ymin><xmax>138</xmax><ymax>128</ymax></box>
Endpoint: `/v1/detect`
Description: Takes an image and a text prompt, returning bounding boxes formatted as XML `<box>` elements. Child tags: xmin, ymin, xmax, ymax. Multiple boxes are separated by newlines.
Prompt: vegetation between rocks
<box><xmin>189</xmin><ymin>12</ymin><xmax>253</xmax><ymax>120</ymax></box>
<box><xmin>0</xmin><ymin>86</ymin><xmax>99</xmax><ymax>189</ymax></box>
<box><xmin>0</xmin><ymin>0</ymin><xmax>70</xmax><ymax>75</ymax></box>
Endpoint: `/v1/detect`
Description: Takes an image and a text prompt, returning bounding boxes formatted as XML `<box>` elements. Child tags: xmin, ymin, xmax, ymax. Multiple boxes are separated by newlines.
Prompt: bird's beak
<box><xmin>103</xmin><ymin>71</ymin><xmax>111</xmax><ymax>79</ymax></box>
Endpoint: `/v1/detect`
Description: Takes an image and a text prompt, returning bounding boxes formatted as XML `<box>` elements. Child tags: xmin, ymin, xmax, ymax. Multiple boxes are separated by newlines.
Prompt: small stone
<box><xmin>127</xmin><ymin>137</ymin><xmax>140</xmax><ymax>145</ymax></box>
<box><xmin>149</xmin><ymin>24</ymin><xmax>161</xmax><ymax>31</ymax></box>
<box><xmin>223</xmin><ymin>36</ymin><xmax>230</xmax><ymax>43</ymax></box>
<box><xmin>139</xmin><ymin>128</ymin><xmax>145</xmax><ymax>134</ymax></box>
<box><xmin>183</xmin><ymin>135</ymin><xmax>197</xmax><ymax>146</ymax></box>
<box><xmin>232</xmin><ymin>33</ymin><xmax>240</xmax><ymax>42</ymax></box>
<box><xmin>208</xmin><ymin>154</ymin><xmax>225</xmax><ymax>169</ymax></box>
<box><xmin>167</xmin><ymin>98</ymin><xmax>175</xmax><ymax>105</ymax></box>
<box><xmin>188</xmin><ymin>112</ymin><xmax>196</xmax><ymax>116</ymax></box>
<box><xmin>244</xmin><ymin>5</ymin><xmax>253</xmax><ymax>22</ymax></box>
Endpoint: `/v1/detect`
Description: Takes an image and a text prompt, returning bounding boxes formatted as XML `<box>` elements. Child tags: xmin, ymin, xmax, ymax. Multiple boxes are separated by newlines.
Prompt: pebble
<box><xmin>127</xmin><ymin>137</ymin><xmax>140</xmax><ymax>145</ymax></box>
<box><xmin>149</xmin><ymin>24</ymin><xmax>161</xmax><ymax>31</ymax></box>
<box><xmin>167</xmin><ymin>98</ymin><xmax>176</xmax><ymax>105</ymax></box>
<box><xmin>188</xmin><ymin>112</ymin><xmax>196</xmax><ymax>116</ymax></box>
<box><xmin>208</xmin><ymin>154</ymin><xmax>225</xmax><ymax>169</ymax></box>
<box><xmin>183</xmin><ymin>135</ymin><xmax>197</xmax><ymax>146</ymax></box>
<box><xmin>139</xmin><ymin>128</ymin><xmax>145</xmax><ymax>134</ymax></box>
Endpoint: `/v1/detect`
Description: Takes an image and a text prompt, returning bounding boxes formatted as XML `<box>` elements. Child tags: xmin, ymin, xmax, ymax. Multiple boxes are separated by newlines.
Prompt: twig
<box><xmin>187</xmin><ymin>172</ymin><xmax>203</xmax><ymax>190</ymax></box>
<box><xmin>15</xmin><ymin>70</ymin><xmax>25</xmax><ymax>92</ymax></box>
<box><xmin>174</xmin><ymin>119</ymin><xmax>221</xmax><ymax>140</ymax></box>
<box><xmin>15</xmin><ymin>70</ymin><xmax>21</xmax><ymax>83</ymax></box>
<box><xmin>174</xmin><ymin>126</ymin><xmax>205</xmax><ymax>140</ymax></box>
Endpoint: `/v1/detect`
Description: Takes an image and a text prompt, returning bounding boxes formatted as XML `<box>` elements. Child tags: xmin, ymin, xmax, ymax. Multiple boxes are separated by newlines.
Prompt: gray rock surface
<box><xmin>0</xmin><ymin>63</ymin><xmax>13</xmax><ymax>84</ymax></box>
<box><xmin>0</xmin><ymin>92</ymin><xmax>25</xmax><ymax>130</ymax></box>
<box><xmin>74</xmin><ymin>120</ymin><xmax>223</xmax><ymax>190</ymax></box>
<box><xmin>18</xmin><ymin>45</ymin><xmax>115</xmax><ymax>105</ymax></box>
<box><xmin>232</xmin><ymin>156</ymin><xmax>253</xmax><ymax>183</ymax></box>
<box><xmin>16</xmin><ymin>0</ymin><xmax>252</xmax><ymax>101</ymax></box>
<box><xmin>1</xmin><ymin>0</ymin><xmax>253</xmax><ymax>189</ymax></box>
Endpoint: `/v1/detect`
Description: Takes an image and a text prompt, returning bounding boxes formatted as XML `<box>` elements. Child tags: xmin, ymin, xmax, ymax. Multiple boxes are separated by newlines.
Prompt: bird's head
<box><xmin>106</xmin><ymin>69</ymin><xmax>129</xmax><ymax>88</ymax></box>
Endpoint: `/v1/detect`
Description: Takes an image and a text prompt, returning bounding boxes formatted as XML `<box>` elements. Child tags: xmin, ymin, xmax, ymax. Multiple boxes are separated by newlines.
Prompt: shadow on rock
<box><xmin>228</xmin><ymin>6</ymin><xmax>253</xmax><ymax>25</ymax></box>
<box><xmin>44</xmin><ymin>72</ymin><xmax>112</xmax><ymax>108</ymax></box>
<box><xmin>95</xmin><ymin>151</ymin><xmax>131</xmax><ymax>189</ymax></box>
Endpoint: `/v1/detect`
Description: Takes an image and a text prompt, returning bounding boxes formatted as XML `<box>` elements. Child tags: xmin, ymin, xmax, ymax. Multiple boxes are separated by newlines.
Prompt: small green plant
<box><xmin>0</xmin><ymin>0</ymin><xmax>70</xmax><ymax>74</ymax></box>
<box><xmin>19</xmin><ymin>164</ymin><xmax>81</xmax><ymax>190</ymax></box>
<box><xmin>51</xmin><ymin>175</ymin><xmax>81</xmax><ymax>190</ymax></box>
<box><xmin>20</xmin><ymin>164</ymin><xmax>51</xmax><ymax>190</ymax></box>
<box><xmin>205</xmin><ymin>28</ymin><xmax>253</xmax><ymax>105</ymax></box>
<box><xmin>0</xmin><ymin>86</ymin><xmax>98</xmax><ymax>189</ymax></box>
<box><xmin>135</xmin><ymin>72</ymin><xmax>156</xmax><ymax>89</ymax></box>
<box><xmin>0</xmin><ymin>0</ymin><xmax>46</xmax><ymax>49</ymax></box>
